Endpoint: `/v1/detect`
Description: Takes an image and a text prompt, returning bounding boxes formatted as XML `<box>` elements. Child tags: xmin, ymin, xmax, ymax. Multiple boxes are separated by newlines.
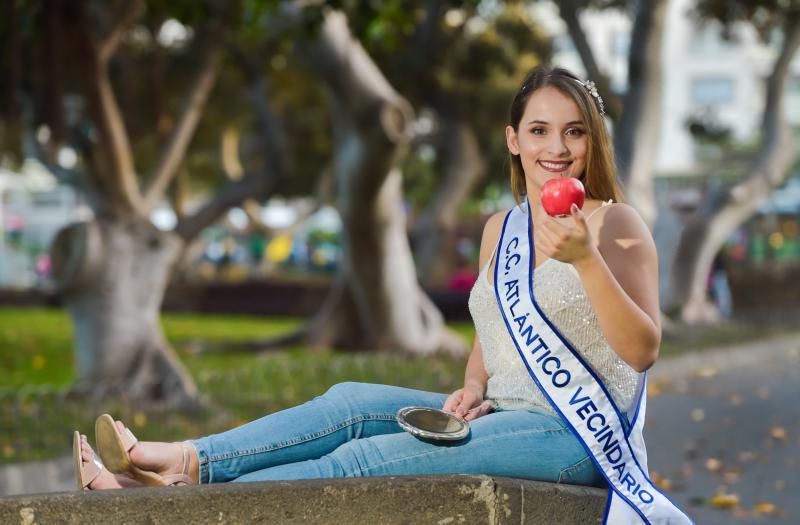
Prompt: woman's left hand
<box><xmin>535</xmin><ymin>203</ymin><xmax>597</xmax><ymax>265</ymax></box>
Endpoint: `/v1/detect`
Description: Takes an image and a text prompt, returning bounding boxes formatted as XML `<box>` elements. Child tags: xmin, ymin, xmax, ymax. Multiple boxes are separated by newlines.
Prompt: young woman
<box><xmin>75</xmin><ymin>67</ymin><xmax>675</xmax><ymax>522</ymax></box>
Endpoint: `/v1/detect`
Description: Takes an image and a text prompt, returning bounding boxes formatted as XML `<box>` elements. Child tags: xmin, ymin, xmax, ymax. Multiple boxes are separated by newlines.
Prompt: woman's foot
<box><xmin>111</xmin><ymin>420</ymin><xmax>199</xmax><ymax>485</ymax></box>
<box><xmin>78</xmin><ymin>434</ymin><xmax>143</xmax><ymax>490</ymax></box>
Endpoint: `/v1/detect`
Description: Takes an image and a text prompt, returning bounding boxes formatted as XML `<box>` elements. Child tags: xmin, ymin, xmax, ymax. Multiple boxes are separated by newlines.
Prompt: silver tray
<box><xmin>396</xmin><ymin>406</ymin><xmax>470</xmax><ymax>441</ymax></box>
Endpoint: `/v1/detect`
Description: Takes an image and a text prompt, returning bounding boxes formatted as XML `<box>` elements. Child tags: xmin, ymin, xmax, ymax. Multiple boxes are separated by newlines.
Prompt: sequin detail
<box><xmin>468</xmin><ymin>254</ymin><xmax>640</xmax><ymax>414</ymax></box>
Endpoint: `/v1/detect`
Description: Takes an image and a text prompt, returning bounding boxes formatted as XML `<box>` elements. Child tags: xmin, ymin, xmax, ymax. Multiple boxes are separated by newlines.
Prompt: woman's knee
<box><xmin>323</xmin><ymin>381</ymin><xmax>375</xmax><ymax>401</ymax></box>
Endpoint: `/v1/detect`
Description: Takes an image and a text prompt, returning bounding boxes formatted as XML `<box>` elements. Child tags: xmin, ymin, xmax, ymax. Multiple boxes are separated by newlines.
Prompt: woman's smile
<box><xmin>538</xmin><ymin>160</ymin><xmax>573</xmax><ymax>173</ymax></box>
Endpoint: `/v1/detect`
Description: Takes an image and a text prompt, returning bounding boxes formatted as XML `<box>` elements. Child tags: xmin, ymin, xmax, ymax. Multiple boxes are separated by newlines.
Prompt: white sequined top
<box><xmin>468</xmin><ymin>226</ymin><xmax>641</xmax><ymax>414</ymax></box>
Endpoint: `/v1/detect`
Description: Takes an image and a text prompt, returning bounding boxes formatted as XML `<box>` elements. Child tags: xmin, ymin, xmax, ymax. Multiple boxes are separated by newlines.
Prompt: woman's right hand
<box><xmin>442</xmin><ymin>386</ymin><xmax>493</xmax><ymax>422</ymax></box>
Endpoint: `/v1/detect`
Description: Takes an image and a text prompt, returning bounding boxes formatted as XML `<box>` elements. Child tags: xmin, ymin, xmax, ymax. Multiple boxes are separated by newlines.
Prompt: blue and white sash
<box><xmin>494</xmin><ymin>202</ymin><xmax>692</xmax><ymax>525</ymax></box>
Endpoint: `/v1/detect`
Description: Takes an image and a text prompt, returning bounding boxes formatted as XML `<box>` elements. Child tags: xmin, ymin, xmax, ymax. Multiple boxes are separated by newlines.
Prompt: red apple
<box><xmin>541</xmin><ymin>178</ymin><xmax>585</xmax><ymax>217</ymax></box>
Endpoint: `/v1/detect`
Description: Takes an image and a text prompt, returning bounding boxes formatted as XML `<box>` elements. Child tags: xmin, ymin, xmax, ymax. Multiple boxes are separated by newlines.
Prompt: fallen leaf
<box><xmin>769</xmin><ymin>426</ymin><xmax>787</xmax><ymax>441</ymax></box>
<box><xmin>737</xmin><ymin>451</ymin><xmax>756</xmax><ymax>462</ymax></box>
<box><xmin>690</xmin><ymin>408</ymin><xmax>705</xmax><ymax>422</ymax></box>
<box><xmin>133</xmin><ymin>411</ymin><xmax>147</xmax><ymax>427</ymax></box>
<box><xmin>31</xmin><ymin>355</ymin><xmax>46</xmax><ymax>369</ymax></box>
<box><xmin>722</xmin><ymin>469</ymin><xmax>741</xmax><ymax>484</ymax></box>
<box><xmin>753</xmin><ymin>502</ymin><xmax>779</xmax><ymax>515</ymax></box>
<box><xmin>647</xmin><ymin>381</ymin><xmax>668</xmax><ymax>397</ymax></box>
<box><xmin>695</xmin><ymin>367</ymin><xmax>718</xmax><ymax>379</ymax></box>
<box><xmin>709</xmin><ymin>491</ymin><xmax>739</xmax><ymax>509</ymax></box>
<box><xmin>705</xmin><ymin>458</ymin><xmax>722</xmax><ymax>472</ymax></box>
<box><xmin>650</xmin><ymin>471</ymin><xmax>673</xmax><ymax>491</ymax></box>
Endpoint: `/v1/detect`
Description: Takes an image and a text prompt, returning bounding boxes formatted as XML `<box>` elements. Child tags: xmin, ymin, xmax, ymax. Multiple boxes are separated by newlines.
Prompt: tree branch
<box><xmin>175</xmin><ymin>52</ymin><xmax>286</xmax><ymax>242</ymax></box>
<box><xmin>554</xmin><ymin>0</ymin><xmax>622</xmax><ymax>122</ymax></box>
<box><xmin>70</xmin><ymin>0</ymin><xmax>142</xmax><ymax>216</ymax></box>
<box><xmin>98</xmin><ymin>0</ymin><xmax>144</xmax><ymax>65</ymax></box>
<box><xmin>142</xmin><ymin>44</ymin><xmax>224</xmax><ymax>213</ymax></box>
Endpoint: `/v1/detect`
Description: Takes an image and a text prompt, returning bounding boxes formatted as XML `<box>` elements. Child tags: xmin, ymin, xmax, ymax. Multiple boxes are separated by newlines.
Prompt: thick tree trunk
<box><xmin>413</xmin><ymin>117</ymin><xmax>486</xmax><ymax>287</ymax></box>
<box><xmin>669</xmin><ymin>14</ymin><xmax>800</xmax><ymax>324</ymax></box>
<box><xmin>613</xmin><ymin>0</ymin><xmax>667</xmax><ymax>227</ymax></box>
<box><xmin>554</xmin><ymin>0</ymin><xmax>622</xmax><ymax>122</ymax></box>
<box><xmin>50</xmin><ymin>218</ymin><xmax>198</xmax><ymax>407</ymax></box>
<box><xmin>295</xmin><ymin>10</ymin><xmax>467</xmax><ymax>356</ymax></box>
<box><xmin>0</xmin><ymin>0</ymin><xmax>23</xmax><ymax>161</ymax></box>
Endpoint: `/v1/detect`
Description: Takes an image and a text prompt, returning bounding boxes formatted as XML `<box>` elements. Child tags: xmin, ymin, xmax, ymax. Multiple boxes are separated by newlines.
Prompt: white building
<box><xmin>532</xmin><ymin>0</ymin><xmax>800</xmax><ymax>174</ymax></box>
<box><xmin>0</xmin><ymin>160</ymin><xmax>89</xmax><ymax>287</ymax></box>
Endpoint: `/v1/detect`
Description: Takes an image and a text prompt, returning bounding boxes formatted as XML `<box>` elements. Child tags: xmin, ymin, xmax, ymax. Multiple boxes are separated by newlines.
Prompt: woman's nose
<box><xmin>547</xmin><ymin>135</ymin><xmax>569</xmax><ymax>156</ymax></box>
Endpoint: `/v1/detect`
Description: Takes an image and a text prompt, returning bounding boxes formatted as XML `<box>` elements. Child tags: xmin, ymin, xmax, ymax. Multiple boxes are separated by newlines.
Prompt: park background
<box><xmin>0</xmin><ymin>0</ymin><xmax>799</xmax><ymax>523</ymax></box>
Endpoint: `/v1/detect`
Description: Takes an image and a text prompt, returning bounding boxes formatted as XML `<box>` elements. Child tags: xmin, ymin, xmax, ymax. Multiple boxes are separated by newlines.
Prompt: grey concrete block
<box><xmin>0</xmin><ymin>475</ymin><xmax>607</xmax><ymax>524</ymax></box>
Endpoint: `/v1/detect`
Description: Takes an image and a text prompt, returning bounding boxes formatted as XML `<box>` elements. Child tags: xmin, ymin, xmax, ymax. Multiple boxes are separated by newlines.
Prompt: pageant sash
<box><xmin>494</xmin><ymin>202</ymin><xmax>692</xmax><ymax>525</ymax></box>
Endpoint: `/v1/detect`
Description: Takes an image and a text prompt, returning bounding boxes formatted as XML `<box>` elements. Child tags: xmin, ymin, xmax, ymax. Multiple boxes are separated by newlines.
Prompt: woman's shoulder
<box><xmin>478</xmin><ymin>210</ymin><xmax>510</xmax><ymax>268</ymax></box>
<box><xmin>587</xmin><ymin>201</ymin><xmax>656</xmax><ymax>254</ymax></box>
<box><xmin>588</xmin><ymin>202</ymin><xmax>648</xmax><ymax>233</ymax></box>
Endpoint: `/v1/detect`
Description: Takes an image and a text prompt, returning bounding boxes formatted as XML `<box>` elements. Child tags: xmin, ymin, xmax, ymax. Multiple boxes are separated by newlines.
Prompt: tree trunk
<box><xmin>613</xmin><ymin>0</ymin><xmax>667</xmax><ymax>227</ymax></box>
<box><xmin>554</xmin><ymin>0</ymin><xmax>622</xmax><ymax>122</ymax></box>
<box><xmin>669</xmin><ymin>14</ymin><xmax>800</xmax><ymax>324</ymax></box>
<box><xmin>50</xmin><ymin>218</ymin><xmax>199</xmax><ymax>407</ymax></box>
<box><xmin>0</xmin><ymin>0</ymin><xmax>23</xmax><ymax>162</ymax></box>
<box><xmin>296</xmin><ymin>10</ymin><xmax>467</xmax><ymax>356</ymax></box>
<box><xmin>413</xmin><ymin>116</ymin><xmax>486</xmax><ymax>287</ymax></box>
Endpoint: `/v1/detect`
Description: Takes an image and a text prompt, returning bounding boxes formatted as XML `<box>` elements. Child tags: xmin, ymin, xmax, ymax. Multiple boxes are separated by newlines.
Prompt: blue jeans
<box><xmin>191</xmin><ymin>382</ymin><xmax>604</xmax><ymax>486</ymax></box>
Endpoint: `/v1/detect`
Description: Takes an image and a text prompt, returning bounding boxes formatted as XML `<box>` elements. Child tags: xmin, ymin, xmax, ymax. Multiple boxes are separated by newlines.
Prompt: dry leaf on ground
<box><xmin>709</xmin><ymin>491</ymin><xmax>739</xmax><ymax>509</ymax></box>
<box><xmin>690</xmin><ymin>408</ymin><xmax>705</xmax><ymax>422</ymax></box>
<box><xmin>753</xmin><ymin>502</ymin><xmax>780</xmax><ymax>515</ymax></box>
<box><xmin>769</xmin><ymin>426</ymin><xmax>788</xmax><ymax>440</ymax></box>
<box><xmin>705</xmin><ymin>458</ymin><xmax>722</xmax><ymax>472</ymax></box>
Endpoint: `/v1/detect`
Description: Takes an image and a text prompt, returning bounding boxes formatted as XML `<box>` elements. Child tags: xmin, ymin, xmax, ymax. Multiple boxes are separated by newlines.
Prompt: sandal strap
<box><xmin>121</xmin><ymin>427</ymin><xmax>138</xmax><ymax>452</ymax></box>
<box><xmin>161</xmin><ymin>473</ymin><xmax>194</xmax><ymax>486</ymax></box>
<box><xmin>82</xmin><ymin>456</ymin><xmax>104</xmax><ymax>489</ymax></box>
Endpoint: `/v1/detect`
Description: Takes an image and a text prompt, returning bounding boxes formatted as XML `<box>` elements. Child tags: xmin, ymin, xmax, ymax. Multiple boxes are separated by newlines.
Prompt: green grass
<box><xmin>0</xmin><ymin>307</ymin><xmax>471</xmax><ymax>464</ymax></box>
<box><xmin>0</xmin><ymin>306</ymin><xmax>794</xmax><ymax>465</ymax></box>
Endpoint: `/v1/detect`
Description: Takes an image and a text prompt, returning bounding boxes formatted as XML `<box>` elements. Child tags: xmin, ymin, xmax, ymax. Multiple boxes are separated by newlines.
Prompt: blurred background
<box><xmin>0</xmin><ymin>1</ymin><xmax>798</xmax><ymax>522</ymax></box>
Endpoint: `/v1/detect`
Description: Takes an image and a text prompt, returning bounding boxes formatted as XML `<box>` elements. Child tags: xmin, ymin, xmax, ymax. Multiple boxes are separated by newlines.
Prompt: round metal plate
<box><xmin>396</xmin><ymin>406</ymin><xmax>470</xmax><ymax>441</ymax></box>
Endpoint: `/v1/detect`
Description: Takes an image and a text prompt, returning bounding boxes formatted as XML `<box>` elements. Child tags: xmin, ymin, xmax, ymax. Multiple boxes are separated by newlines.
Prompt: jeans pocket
<box><xmin>557</xmin><ymin>455</ymin><xmax>599</xmax><ymax>486</ymax></box>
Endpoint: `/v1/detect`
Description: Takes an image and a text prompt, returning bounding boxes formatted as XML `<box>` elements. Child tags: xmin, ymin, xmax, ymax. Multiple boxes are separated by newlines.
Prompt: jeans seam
<box><xmin>206</xmin><ymin>414</ymin><xmax>397</xmax><ymax>462</ymax></box>
<box><xmin>359</xmin><ymin>426</ymin><xmax>571</xmax><ymax>475</ymax></box>
<box><xmin>557</xmin><ymin>455</ymin><xmax>593</xmax><ymax>483</ymax></box>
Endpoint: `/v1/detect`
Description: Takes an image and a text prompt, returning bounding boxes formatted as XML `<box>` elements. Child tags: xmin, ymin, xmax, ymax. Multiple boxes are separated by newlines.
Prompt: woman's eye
<box><xmin>530</xmin><ymin>127</ymin><xmax>546</xmax><ymax>135</ymax></box>
<box><xmin>566</xmin><ymin>128</ymin><xmax>586</xmax><ymax>136</ymax></box>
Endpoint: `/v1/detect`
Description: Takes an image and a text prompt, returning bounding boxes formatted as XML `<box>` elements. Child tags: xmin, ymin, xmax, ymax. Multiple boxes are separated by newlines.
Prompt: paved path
<box><xmin>646</xmin><ymin>334</ymin><xmax>800</xmax><ymax>524</ymax></box>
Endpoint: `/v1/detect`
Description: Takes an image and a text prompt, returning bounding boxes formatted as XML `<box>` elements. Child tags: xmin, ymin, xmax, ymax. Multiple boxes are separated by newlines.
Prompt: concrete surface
<box><xmin>0</xmin><ymin>475</ymin><xmax>606</xmax><ymax>525</ymax></box>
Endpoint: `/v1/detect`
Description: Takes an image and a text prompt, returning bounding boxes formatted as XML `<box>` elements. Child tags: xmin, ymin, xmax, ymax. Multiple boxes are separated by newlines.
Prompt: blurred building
<box><xmin>0</xmin><ymin>161</ymin><xmax>88</xmax><ymax>288</ymax></box>
<box><xmin>534</xmin><ymin>0</ymin><xmax>800</xmax><ymax>174</ymax></box>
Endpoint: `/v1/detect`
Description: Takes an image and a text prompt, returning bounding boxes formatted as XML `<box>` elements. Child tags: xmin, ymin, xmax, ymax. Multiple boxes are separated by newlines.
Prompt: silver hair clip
<box><xmin>577</xmin><ymin>79</ymin><xmax>606</xmax><ymax>116</ymax></box>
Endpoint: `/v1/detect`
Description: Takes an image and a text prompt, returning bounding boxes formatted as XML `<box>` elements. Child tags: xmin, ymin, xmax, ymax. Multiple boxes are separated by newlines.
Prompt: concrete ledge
<box><xmin>0</xmin><ymin>475</ymin><xmax>606</xmax><ymax>524</ymax></box>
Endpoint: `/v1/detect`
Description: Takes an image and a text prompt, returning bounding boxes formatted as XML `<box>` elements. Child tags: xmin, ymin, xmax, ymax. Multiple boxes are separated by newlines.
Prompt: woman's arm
<box><xmin>537</xmin><ymin>203</ymin><xmax>661</xmax><ymax>372</ymax></box>
<box><xmin>442</xmin><ymin>212</ymin><xmax>502</xmax><ymax>420</ymax></box>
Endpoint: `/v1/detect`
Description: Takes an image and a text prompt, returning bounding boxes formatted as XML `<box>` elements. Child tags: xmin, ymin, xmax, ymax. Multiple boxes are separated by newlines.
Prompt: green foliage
<box><xmin>0</xmin><ymin>307</ymin><xmax>471</xmax><ymax>463</ymax></box>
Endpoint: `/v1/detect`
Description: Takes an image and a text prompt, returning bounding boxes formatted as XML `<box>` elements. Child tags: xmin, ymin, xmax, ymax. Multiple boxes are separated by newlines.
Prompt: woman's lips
<box><xmin>538</xmin><ymin>160</ymin><xmax>572</xmax><ymax>173</ymax></box>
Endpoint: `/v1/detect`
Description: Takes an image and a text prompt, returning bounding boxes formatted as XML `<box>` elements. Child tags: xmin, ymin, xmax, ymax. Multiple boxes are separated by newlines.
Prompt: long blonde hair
<box><xmin>508</xmin><ymin>66</ymin><xmax>624</xmax><ymax>204</ymax></box>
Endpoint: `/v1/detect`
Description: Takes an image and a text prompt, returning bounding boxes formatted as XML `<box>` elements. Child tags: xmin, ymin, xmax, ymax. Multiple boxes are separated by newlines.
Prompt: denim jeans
<box><xmin>191</xmin><ymin>382</ymin><xmax>605</xmax><ymax>486</ymax></box>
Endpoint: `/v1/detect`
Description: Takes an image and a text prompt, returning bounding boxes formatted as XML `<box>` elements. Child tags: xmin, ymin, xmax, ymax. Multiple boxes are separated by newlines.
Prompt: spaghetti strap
<box><xmin>584</xmin><ymin>199</ymin><xmax>614</xmax><ymax>222</ymax></box>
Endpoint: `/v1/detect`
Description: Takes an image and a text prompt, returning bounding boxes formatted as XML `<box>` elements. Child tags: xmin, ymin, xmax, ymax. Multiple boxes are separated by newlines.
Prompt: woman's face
<box><xmin>506</xmin><ymin>86</ymin><xmax>588</xmax><ymax>198</ymax></box>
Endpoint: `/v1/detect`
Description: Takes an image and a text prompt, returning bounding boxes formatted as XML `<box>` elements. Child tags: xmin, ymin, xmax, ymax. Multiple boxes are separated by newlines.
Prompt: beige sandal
<box><xmin>72</xmin><ymin>431</ymin><xmax>104</xmax><ymax>490</ymax></box>
<box><xmin>95</xmin><ymin>414</ymin><xmax>193</xmax><ymax>487</ymax></box>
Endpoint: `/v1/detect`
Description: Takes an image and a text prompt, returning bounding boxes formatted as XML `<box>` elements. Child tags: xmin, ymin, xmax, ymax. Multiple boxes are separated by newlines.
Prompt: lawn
<box><xmin>0</xmin><ymin>306</ymin><xmax>791</xmax><ymax>464</ymax></box>
<box><xmin>0</xmin><ymin>307</ymin><xmax>471</xmax><ymax>464</ymax></box>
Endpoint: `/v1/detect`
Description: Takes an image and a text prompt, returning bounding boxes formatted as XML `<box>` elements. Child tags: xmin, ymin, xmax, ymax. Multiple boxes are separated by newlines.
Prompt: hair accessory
<box><xmin>577</xmin><ymin>79</ymin><xmax>606</xmax><ymax>116</ymax></box>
